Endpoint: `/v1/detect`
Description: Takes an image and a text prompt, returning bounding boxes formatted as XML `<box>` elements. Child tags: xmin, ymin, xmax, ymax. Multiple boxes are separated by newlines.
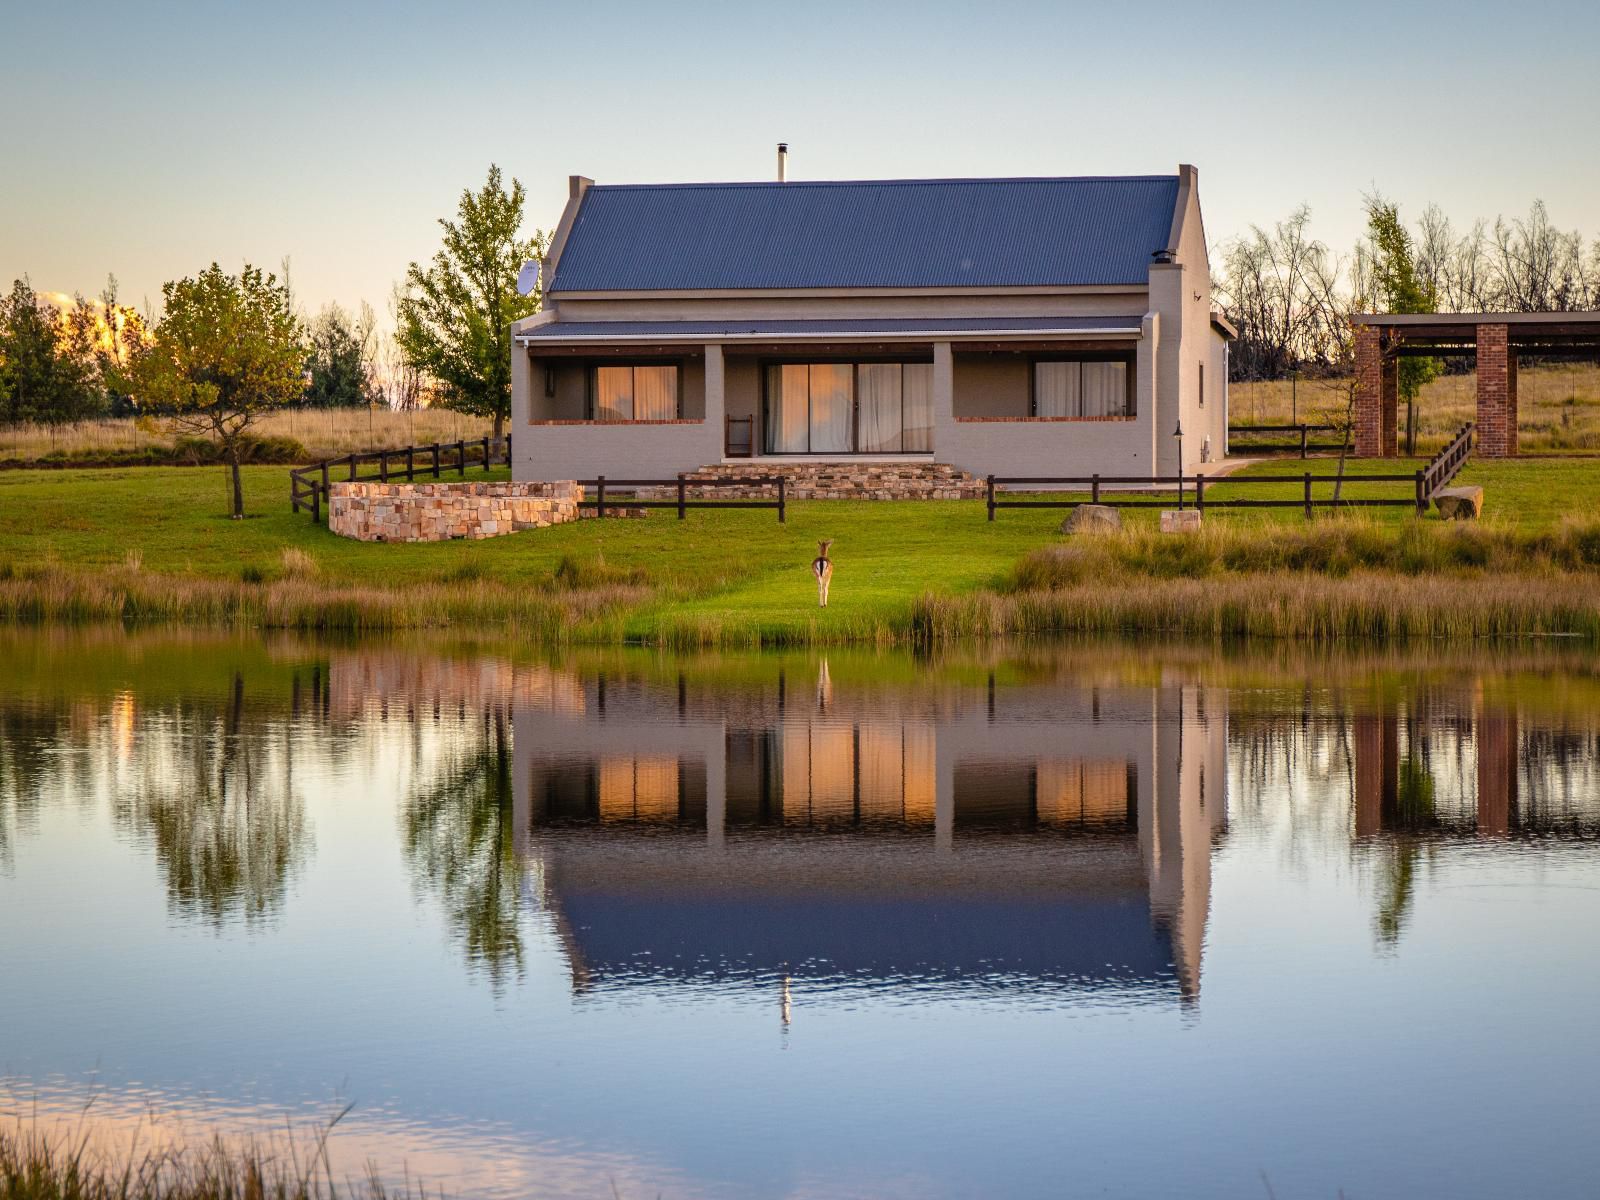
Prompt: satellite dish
<box><xmin>516</xmin><ymin>260</ymin><xmax>541</xmax><ymax>296</ymax></box>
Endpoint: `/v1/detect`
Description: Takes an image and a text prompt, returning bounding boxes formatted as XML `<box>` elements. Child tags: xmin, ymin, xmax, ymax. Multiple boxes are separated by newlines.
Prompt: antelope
<box><xmin>812</xmin><ymin>540</ymin><xmax>834</xmax><ymax>608</ymax></box>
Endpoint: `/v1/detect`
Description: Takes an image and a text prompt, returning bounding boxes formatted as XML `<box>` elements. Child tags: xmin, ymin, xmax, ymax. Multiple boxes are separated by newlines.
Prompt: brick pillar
<box><xmin>1354</xmin><ymin>325</ymin><xmax>1383</xmax><ymax>457</ymax></box>
<box><xmin>1476</xmin><ymin>711</ymin><xmax>1518</xmax><ymax>835</ymax></box>
<box><xmin>1380</xmin><ymin>356</ymin><xmax>1399</xmax><ymax>457</ymax></box>
<box><xmin>1506</xmin><ymin>348</ymin><xmax>1520</xmax><ymax>456</ymax></box>
<box><xmin>1353</xmin><ymin>710</ymin><xmax>1400</xmax><ymax>836</ymax></box>
<box><xmin>1354</xmin><ymin>713</ymin><xmax>1384</xmax><ymax>836</ymax></box>
<box><xmin>1476</xmin><ymin>323</ymin><xmax>1512</xmax><ymax>457</ymax></box>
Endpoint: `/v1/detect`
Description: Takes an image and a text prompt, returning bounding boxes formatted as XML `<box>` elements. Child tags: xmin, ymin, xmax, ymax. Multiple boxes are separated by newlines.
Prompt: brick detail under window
<box><xmin>529</xmin><ymin>419</ymin><xmax>704</xmax><ymax>426</ymax></box>
<box><xmin>955</xmin><ymin>415</ymin><xmax>1135</xmax><ymax>423</ymax></box>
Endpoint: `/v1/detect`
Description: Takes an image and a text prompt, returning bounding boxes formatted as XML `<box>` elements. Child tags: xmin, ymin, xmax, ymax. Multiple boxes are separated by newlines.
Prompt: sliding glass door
<box><xmin>763</xmin><ymin>361</ymin><xmax>933</xmax><ymax>454</ymax></box>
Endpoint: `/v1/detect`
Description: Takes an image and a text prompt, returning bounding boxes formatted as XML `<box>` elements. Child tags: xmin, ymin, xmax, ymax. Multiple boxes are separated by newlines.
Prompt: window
<box><xmin>763</xmin><ymin>361</ymin><xmax>934</xmax><ymax>454</ymax></box>
<box><xmin>590</xmin><ymin>364</ymin><xmax>679</xmax><ymax>421</ymax></box>
<box><xmin>1199</xmin><ymin>362</ymin><xmax>1205</xmax><ymax>407</ymax></box>
<box><xmin>1032</xmin><ymin>360</ymin><xmax>1132</xmax><ymax>418</ymax></box>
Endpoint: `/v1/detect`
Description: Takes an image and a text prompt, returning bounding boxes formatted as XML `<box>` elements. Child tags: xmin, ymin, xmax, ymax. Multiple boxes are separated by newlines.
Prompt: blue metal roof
<box><xmin>548</xmin><ymin>176</ymin><xmax>1179</xmax><ymax>292</ymax></box>
<box><xmin>518</xmin><ymin>315</ymin><xmax>1143</xmax><ymax>341</ymax></box>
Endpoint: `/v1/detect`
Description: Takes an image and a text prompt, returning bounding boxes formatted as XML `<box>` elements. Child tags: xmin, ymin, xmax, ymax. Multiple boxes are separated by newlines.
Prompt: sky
<box><xmin>3</xmin><ymin>0</ymin><xmax>1597</xmax><ymax>319</ymax></box>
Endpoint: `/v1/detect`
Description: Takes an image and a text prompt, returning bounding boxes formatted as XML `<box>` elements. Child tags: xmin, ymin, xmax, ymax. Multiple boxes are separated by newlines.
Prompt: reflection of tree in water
<box><xmin>1374</xmin><ymin>740</ymin><xmax>1438</xmax><ymax>948</ymax></box>
<box><xmin>402</xmin><ymin>706</ymin><xmax>523</xmax><ymax>988</ymax></box>
<box><xmin>117</xmin><ymin>674</ymin><xmax>309</xmax><ymax>928</ymax></box>
<box><xmin>0</xmin><ymin>708</ymin><xmax>58</xmax><ymax>864</ymax></box>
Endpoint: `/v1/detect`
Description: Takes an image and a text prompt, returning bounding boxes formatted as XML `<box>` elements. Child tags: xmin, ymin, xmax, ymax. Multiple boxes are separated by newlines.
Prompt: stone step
<box><xmin>680</xmin><ymin>461</ymin><xmax>986</xmax><ymax>500</ymax></box>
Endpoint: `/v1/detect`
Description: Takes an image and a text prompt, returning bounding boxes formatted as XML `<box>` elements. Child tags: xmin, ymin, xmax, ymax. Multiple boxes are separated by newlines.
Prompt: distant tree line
<box><xmin>0</xmin><ymin>281</ymin><xmax>396</xmax><ymax>426</ymax></box>
<box><xmin>0</xmin><ymin>165</ymin><xmax>545</xmax><ymax>443</ymax></box>
<box><xmin>1216</xmin><ymin>198</ymin><xmax>1600</xmax><ymax>382</ymax></box>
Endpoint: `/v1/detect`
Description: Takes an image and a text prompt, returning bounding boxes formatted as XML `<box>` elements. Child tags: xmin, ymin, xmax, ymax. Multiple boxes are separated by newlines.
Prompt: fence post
<box><xmin>311</xmin><ymin>480</ymin><xmax>320</xmax><ymax>524</ymax></box>
<box><xmin>505</xmin><ymin>434</ymin><xmax>512</xmax><ymax>464</ymax></box>
<box><xmin>596</xmin><ymin>475</ymin><xmax>606</xmax><ymax>519</ymax></box>
<box><xmin>1303</xmin><ymin>471</ymin><xmax>1312</xmax><ymax>520</ymax></box>
<box><xmin>481</xmin><ymin>436</ymin><xmax>490</xmax><ymax>471</ymax></box>
<box><xmin>457</xmin><ymin>439</ymin><xmax>466</xmax><ymax>477</ymax></box>
<box><xmin>1196</xmin><ymin>473</ymin><xmax>1205</xmax><ymax>514</ymax></box>
<box><xmin>320</xmin><ymin>461</ymin><xmax>329</xmax><ymax>519</ymax></box>
<box><xmin>348</xmin><ymin>453</ymin><xmax>356</xmax><ymax>481</ymax></box>
<box><xmin>1092</xmin><ymin>473</ymin><xmax>1100</xmax><ymax>504</ymax></box>
<box><xmin>777</xmin><ymin>476</ymin><xmax>787</xmax><ymax>524</ymax></box>
<box><xmin>379</xmin><ymin>450</ymin><xmax>388</xmax><ymax>483</ymax></box>
<box><xmin>1300</xmin><ymin>425</ymin><xmax>1308</xmax><ymax>458</ymax></box>
<box><xmin>677</xmin><ymin>473</ymin><xmax>686</xmax><ymax>520</ymax></box>
<box><xmin>986</xmin><ymin>474</ymin><xmax>995</xmax><ymax>521</ymax></box>
<box><xmin>1415</xmin><ymin>469</ymin><xmax>1427</xmax><ymax>516</ymax></box>
<box><xmin>406</xmin><ymin>447</ymin><xmax>415</xmax><ymax>481</ymax></box>
<box><xmin>432</xmin><ymin>443</ymin><xmax>441</xmax><ymax>478</ymax></box>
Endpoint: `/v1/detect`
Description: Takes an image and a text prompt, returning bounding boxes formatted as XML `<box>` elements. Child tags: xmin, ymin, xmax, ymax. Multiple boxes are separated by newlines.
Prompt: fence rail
<box><xmin>987</xmin><ymin>470</ymin><xmax>1442</xmax><ymax>521</ymax></box>
<box><xmin>580</xmin><ymin>475</ymin><xmax>787</xmax><ymax>523</ymax></box>
<box><xmin>1422</xmin><ymin>423</ymin><xmax>1475</xmax><ymax>496</ymax></box>
<box><xmin>1228</xmin><ymin>422</ymin><xmax>1349</xmax><ymax>458</ymax></box>
<box><xmin>987</xmin><ymin>421</ymin><xmax>1475</xmax><ymax>522</ymax></box>
<box><xmin>289</xmin><ymin>436</ymin><xmax>511</xmax><ymax>522</ymax></box>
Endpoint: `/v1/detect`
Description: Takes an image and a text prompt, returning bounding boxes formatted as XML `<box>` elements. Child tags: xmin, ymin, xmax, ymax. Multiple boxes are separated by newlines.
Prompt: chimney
<box><xmin>777</xmin><ymin>142</ymin><xmax>788</xmax><ymax>183</ymax></box>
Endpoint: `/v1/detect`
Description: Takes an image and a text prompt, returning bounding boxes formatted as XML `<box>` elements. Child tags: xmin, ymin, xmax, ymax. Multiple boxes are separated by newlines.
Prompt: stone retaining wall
<box><xmin>679</xmin><ymin>462</ymin><xmax>985</xmax><ymax>500</ymax></box>
<box><xmin>329</xmin><ymin>481</ymin><xmax>581</xmax><ymax>542</ymax></box>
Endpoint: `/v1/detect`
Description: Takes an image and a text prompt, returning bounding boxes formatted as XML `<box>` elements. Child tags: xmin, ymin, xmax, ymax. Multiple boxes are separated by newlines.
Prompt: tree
<box><xmin>0</xmin><ymin>278</ymin><xmax>104</xmax><ymax>425</ymax></box>
<box><xmin>304</xmin><ymin>303</ymin><xmax>376</xmax><ymax>407</ymax></box>
<box><xmin>1365</xmin><ymin>197</ymin><xmax>1440</xmax><ymax>455</ymax></box>
<box><xmin>132</xmin><ymin>264</ymin><xmax>305</xmax><ymax>518</ymax></box>
<box><xmin>96</xmin><ymin>275</ymin><xmax>148</xmax><ymax>416</ymax></box>
<box><xmin>1216</xmin><ymin>208</ymin><xmax>1351</xmax><ymax>381</ymax></box>
<box><xmin>396</xmin><ymin>165</ymin><xmax>546</xmax><ymax>438</ymax></box>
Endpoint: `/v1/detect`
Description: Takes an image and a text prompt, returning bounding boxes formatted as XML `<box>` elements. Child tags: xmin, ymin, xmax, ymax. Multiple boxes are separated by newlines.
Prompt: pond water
<box><xmin>2</xmin><ymin>631</ymin><xmax>1599</xmax><ymax>1198</ymax></box>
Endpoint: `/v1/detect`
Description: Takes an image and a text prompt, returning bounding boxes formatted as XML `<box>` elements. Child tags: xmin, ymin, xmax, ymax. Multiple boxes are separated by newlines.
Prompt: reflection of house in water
<box><xmin>512</xmin><ymin>666</ymin><xmax>1227</xmax><ymax>1004</ymax></box>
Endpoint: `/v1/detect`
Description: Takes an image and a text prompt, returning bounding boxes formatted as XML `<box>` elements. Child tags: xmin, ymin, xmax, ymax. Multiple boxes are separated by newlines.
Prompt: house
<box><xmin>511</xmin><ymin>159</ymin><xmax>1235</xmax><ymax>490</ymax></box>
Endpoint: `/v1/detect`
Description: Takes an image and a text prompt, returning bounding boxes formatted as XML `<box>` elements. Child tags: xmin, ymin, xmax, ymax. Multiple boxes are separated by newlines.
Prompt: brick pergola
<box><xmin>1352</xmin><ymin>312</ymin><xmax>1600</xmax><ymax>458</ymax></box>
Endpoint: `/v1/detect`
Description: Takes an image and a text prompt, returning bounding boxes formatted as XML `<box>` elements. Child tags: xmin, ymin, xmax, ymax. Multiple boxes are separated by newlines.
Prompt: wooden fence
<box><xmin>582</xmin><ymin>475</ymin><xmax>787</xmax><ymax>523</ymax></box>
<box><xmin>290</xmin><ymin>436</ymin><xmax>510</xmax><ymax>521</ymax></box>
<box><xmin>1228</xmin><ymin>423</ymin><xmax>1348</xmax><ymax>458</ymax></box>
<box><xmin>987</xmin><ymin>423</ymin><xmax>1475</xmax><ymax>522</ymax></box>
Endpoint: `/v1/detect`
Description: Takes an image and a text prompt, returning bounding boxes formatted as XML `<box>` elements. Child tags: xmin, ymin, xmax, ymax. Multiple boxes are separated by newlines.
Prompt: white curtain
<box><xmin>857</xmin><ymin>364</ymin><xmax>902</xmax><ymax>452</ymax></box>
<box><xmin>808</xmin><ymin>363</ymin><xmax>853</xmax><ymax>453</ymax></box>
<box><xmin>767</xmin><ymin>365</ymin><xmax>810</xmax><ymax>452</ymax></box>
<box><xmin>902</xmin><ymin>363</ymin><xmax>933</xmax><ymax>451</ymax></box>
<box><xmin>633</xmin><ymin>365</ymin><xmax>678</xmax><ymax>420</ymax></box>
<box><xmin>1034</xmin><ymin>361</ymin><xmax>1080</xmax><ymax>417</ymax></box>
<box><xmin>594</xmin><ymin>366</ymin><xmax>633</xmax><ymax>421</ymax></box>
<box><xmin>1081</xmin><ymin>361</ymin><xmax>1127</xmax><ymax>417</ymax></box>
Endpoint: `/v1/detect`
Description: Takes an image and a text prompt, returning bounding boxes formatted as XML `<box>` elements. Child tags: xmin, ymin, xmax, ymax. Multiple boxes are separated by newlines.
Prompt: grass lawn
<box><xmin>2</xmin><ymin>455</ymin><xmax>1599</xmax><ymax>643</ymax></box>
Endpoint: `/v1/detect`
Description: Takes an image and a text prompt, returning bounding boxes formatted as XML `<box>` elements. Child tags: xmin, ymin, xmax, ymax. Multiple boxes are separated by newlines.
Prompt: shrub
<box><xmin>553</xmin><ymin>553</ymin><xmax>649</xmax><ymax>590</ymax></box>
<box><xmin>280</xmin><ymin>546</ymin><xmax>319</xmax><ymax>577</ymax></box>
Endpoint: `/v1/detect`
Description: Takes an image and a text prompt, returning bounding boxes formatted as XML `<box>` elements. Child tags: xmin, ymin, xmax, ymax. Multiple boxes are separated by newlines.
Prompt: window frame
<box><xmin>758</xmin><ymin>356</ymin><xmax>936</xmax><ymax>454</ymax></box>
<box><xmin>584</xmin><ymin>360</ymin><xmax>685</xmax><ymax>422</ymax></box>
<box><xmin>1028</xmin><ymin>352</ymin><xmax>1137</xmax><ymax>419</ymax></box>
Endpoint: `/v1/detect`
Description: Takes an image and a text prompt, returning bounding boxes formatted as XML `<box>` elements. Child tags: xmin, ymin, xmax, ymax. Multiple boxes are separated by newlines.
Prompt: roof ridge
<box><xmin>588</xmin><ymin>175</ymin><xmax>1179</xmax><ymax>192</ymax></box>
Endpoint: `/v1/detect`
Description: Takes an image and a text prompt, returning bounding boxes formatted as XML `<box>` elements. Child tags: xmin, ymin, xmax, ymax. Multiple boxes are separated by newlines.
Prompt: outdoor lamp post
<box><xmin>1173</xmin><ymin>419</ymin><xmax>1184</xmax><ymax>509</ymax></box>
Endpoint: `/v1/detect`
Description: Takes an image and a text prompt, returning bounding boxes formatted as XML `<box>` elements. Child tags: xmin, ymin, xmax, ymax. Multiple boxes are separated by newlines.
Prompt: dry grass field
<box><xmin>1230</xmin><ymin>362</ymin><xmax>1600</xmax><ymax>454</ymax></box>
<box><xmin>0</xmin><ymin>407</ymin><xmax>494</xmax><ymax>463</ymax></box>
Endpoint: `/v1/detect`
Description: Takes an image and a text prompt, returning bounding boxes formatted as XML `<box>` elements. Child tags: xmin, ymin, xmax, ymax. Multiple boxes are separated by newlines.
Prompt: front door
<box><xmin>762</xmin><ymin>361</ymin><xmax>933</xmax><ymax>454</ymax></box>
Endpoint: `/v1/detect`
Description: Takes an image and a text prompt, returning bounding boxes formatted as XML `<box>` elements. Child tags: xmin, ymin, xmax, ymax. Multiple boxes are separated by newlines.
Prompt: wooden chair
<box><xmin>725</xmin><ymin>415</ymin><xmax>753</xmax><ymax>458</ymax></box>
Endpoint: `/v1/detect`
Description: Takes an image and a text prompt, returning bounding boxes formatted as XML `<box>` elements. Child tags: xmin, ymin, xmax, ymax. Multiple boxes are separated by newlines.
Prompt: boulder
<box><xmin>1061</xmin><ymin>504</ymin><xmax>1122</xmax><ymax>534</ymax></box>
<box><xmin>1433</xmin><ymin>486</ymin><xmax>1483</xmax><ymax>520</ymax></box>
<box><xmin>1160</xmin><ymin>509</ymin><xmax>1203</xmax><ymax>533</ymax></box>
